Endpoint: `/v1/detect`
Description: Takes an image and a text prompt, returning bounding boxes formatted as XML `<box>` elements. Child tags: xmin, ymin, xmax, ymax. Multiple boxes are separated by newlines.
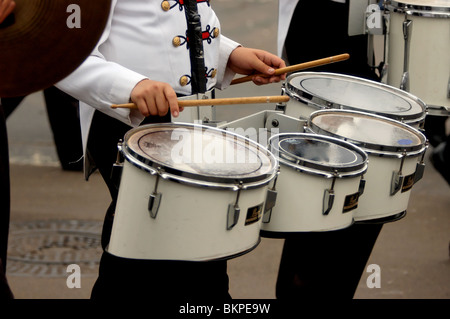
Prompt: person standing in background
<box><xmin>276</xmin><ymin>0</ymin><xmax>383</xmax><ymax>299</ymax></box>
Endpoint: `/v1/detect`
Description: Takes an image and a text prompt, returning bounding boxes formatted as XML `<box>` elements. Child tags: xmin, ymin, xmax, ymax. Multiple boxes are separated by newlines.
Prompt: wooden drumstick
<box><xmin>111</xmin><ymin>95</ymin><xmax>290</xmax><ymax>109</ymax></box>
<box><xmin>230</xmin><ymin>53</ymin><xmax>350</xmax><ymax>85</ymax></box>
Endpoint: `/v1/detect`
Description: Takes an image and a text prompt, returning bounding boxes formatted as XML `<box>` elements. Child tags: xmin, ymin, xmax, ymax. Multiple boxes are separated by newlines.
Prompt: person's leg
<box><xmin>276</xmin><ymin>223</ymin><xmax>383</xmax><ymax>299</ymax></box>
<box><xmin>43</xmin><ymin>87</ymin><xmax>83</xmax><ymax>171</ymax></box>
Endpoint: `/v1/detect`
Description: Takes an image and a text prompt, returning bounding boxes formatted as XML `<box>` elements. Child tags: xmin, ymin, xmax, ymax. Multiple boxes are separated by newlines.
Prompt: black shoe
<box><xmin>430</xmin><ymin>142</ymin><xmax>450</xmax><ymax>186</ymax></box>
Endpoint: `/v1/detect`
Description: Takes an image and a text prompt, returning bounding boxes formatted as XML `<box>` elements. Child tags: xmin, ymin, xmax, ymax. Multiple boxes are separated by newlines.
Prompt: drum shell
<box><xmin>107</xmin><ymin>159</ymin><xmax>269</xmax><ymax>261</ymax></box>
<box><xmin>261</xmin><ymin>163</ymin><xmax>362</xmax><ymax>234</ymax></box>
<box><xmin>307</xmin><ymin>109</ymin><xmax>428</xmax><ymax>222</ymax></box>
<box><xmin>386</xmin><ymin>5</ymin><xmax>450</xmax><ymax>109</ymax></box>
<box><xmin>353</xmin><ymin>151</ymin><xmax>423</xmax><ymax>221</ymax></box>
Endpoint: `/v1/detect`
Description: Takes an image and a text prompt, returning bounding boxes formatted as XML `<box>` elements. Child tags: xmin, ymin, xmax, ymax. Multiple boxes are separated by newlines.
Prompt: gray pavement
<box><xmin>4</xmin><ymin>0</ymin><xmax>450</xmax><ymax>300</ymax></box>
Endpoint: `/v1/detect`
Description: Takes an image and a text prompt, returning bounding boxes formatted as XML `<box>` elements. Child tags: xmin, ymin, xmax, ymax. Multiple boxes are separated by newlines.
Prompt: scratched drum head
<box><xmin>123</xmin><ymin>123</ymin><xmax>278</xmax><ymax>185</ymax></box>
<box><xmin>286</xmin><ymin>72</ymin><xmax>427</xmax><ymax>123</ymax></box>
<box><xmin>269</xmin><ymin>133</ymin><xmax>368</xmax><ymax>177</ymax></box>
<box><xmin>308</xmin><ymin>109</ymin><xmax>427</xmax><ymax>155</ymax></box>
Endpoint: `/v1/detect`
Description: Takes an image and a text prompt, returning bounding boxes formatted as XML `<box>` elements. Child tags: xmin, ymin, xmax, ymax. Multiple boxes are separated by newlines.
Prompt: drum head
<box><xmin>286</xmin><ymin>72</ymin><xmax>426</xmax><ymax>122</ymax></box>
<box><xmin>123</xmin><ymin>123</ymin><xmax>277</xmax><ymax>184</ymax></box>
<box><xmin>270</xmin><ymin>133</ymin><xmax>367</xmax><ymax>176</ymax></box>
<box><xmin>308</xmin><ymin>110</ymin><xmax>427</xmax><ymax>154</ymax></box>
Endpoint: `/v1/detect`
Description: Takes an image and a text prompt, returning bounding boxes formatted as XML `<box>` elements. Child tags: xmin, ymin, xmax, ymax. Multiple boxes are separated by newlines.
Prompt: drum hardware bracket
<box><xmin>414</xmin><ymin>141</ymin><xmax>428</xmax><ymax>184</ymax></box>
<box><xmin>111</xmin><ymin>140</ymin><xmax>124</xmax><ymax>190</ymax></box>
<box><xmin>358</xmin><ymin>176</ymin><xmax>366</xmax><ymax>197</ymax></box>
<box><xmin>263</xmin><ymin>167</ymin><xmax>280</xmax><ymax>223</ymax></box>
<box><xmin>275</xmin><ymin>102</ymin><xmax>286</xmax><ymax>113</ymax></box>
<box><xmin>400</xmin><ymin>19</ymin><xmax>412</xmax><ymax>91</ymax></box>
<box><xmin>227</xmin><ymin>182</ymin><xmax>243</xmax><ymax>230</ymax></box>
<box><xmin>148</xmin><ymin>167</ymin><xmax>163</xmax><ymax>219</ymax></box>
<box><xmin>323</xmin><ymin>172</ymin><xmax>338</xmax><ymax>216</ymax></box>
<box><xmin>391</xmin><ymin>150</ymin><xmax>407</xmax><ymax>195</ymax></box>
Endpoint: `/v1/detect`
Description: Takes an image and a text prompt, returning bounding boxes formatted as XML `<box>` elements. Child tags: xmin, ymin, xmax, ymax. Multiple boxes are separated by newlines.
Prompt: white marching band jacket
<box><xmin>56</xmin><ymin>0</ymin><xmax>240</xmax><ymax>176</ymax></box>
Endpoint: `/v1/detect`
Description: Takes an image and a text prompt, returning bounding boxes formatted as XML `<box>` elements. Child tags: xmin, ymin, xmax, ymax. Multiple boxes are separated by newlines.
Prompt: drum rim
<box><xmin>307</xmin><ymin>109</ymin><xmax>428</xmax><ymax>156</ymax></box>
<box><xmin>121</xmin><ymin>122</ymin><xmax>279</xmax><ymax>188</ymax></box>
<box><xmin>387</xmin><ymin>0</ymin><xmax>450</xmax><ymax>18</ymax></box>
<box><xmin>285</xmin><ymin>72</ymin><xmax>428</xmax><ymax>122</ymax></box>
<box><xmin>269</xmin><ymin>133</ymin><xmax>368</xmax><ymax>178</ymax></box>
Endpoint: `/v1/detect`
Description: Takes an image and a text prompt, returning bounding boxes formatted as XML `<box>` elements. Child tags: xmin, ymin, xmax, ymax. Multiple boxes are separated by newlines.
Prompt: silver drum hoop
<box><xmin>269</xmin><ymin>133</ymin><xmax>368</xmax><ymax>179</ymax></box>
<box><xmin>285</xmin><ymin>72</ymin><xmax>427</xmax><ymax>124</ymax></box>
<box><xmin>121</xmin><ymin>123</ymin><xmax>279</xmax><ymax>190</ymax></box>
<box><xmin>308</xmin><ymin>110</ymin><xmax>428</xmax><ymax>158</ymax></box>
<box><xmin>387</xmin><ymin>0</ymin><xmax>450</xmax><ymax>18</ymax></box>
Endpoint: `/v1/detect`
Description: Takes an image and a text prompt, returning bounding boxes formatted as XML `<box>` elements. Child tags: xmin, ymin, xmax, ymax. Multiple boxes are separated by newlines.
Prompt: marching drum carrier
<box><xmin>107</xmin><ymin>123</ymin><xmax>278</xmax><ymax>261</ymax></box>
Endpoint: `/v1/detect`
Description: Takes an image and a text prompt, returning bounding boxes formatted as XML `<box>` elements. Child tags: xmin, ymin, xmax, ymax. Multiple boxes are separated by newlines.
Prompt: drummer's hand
<box><xmin>130</xmin><ymin>79</ymin><xmax>181</xmax><ymax>118</ymax></box>
<box><xmin>227</xmin><ymin>47</ymin><xmax>286</xmax><ymax>85</ymax></box>
<box><xmin>0</xmin><ymin>0</ymin><xmax>15</xmax><ymax>23</ymax></box>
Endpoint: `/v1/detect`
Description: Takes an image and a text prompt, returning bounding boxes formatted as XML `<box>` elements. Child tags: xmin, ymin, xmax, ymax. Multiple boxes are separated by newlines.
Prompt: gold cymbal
<box><xmin>0</xmin><ymin>0</ymin><xmax>111</xmax><ymax>97</ymax></box>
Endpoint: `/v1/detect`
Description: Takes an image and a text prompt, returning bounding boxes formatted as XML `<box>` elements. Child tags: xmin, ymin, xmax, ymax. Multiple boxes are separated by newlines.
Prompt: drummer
<box><xmin>56</xmin><ymin>1</ymin><xmax>286</xmax><ymax>300</ymax></box>
<box><xmin>276</xmin><ymin>0</ymin><xmax>384</xmax><ymax>299</ymax></box>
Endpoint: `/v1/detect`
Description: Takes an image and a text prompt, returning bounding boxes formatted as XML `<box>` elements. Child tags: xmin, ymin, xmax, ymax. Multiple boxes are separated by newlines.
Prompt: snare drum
<box><xmin>308</xmin><ymin>109</ymin><xmax>428</xmax><ymax>222</ymax></box>
<box><xmin>386</xmin><ymin>0</ymin><xmax>450</xmax><ymax>114</ymax></box>
<box><xmin>283</xmin><ymin>72</ymin><xmax>427</xmax><ymax>127</ymax></box>
<box><xmin>261</xmin><ymin>133</ymin><xmax>368</xmax><ymax>235</ymax></box>
<box><xmin>107</xmin><ymin>123</ymin><xmax>278</xmax><ymax>261</ymax></box>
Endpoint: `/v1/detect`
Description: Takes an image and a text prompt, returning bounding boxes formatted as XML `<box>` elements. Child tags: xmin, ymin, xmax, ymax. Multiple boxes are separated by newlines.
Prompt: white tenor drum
<box><xmin>261</xmin><ymin>133</ymin><xmax>368</xmax><ymax>236</ymax></box>
<box><xmin>386</xmin><ymin>0</ymin><xmax>450</xmax><ymax>115</ymax></box>
<box><xmin>308</xmin><ymin>109</ymin><xmax>428</xmax><ymax>223</ymax></box>
<box><xmin>282</xmin><ymin>72</ymin><xmax>427</xmax><ymax>127</ymax></box>
<box><xmin>107</xmin><ymin>123</ymin><xmax>278</xmax><ymax>261</ymax></box>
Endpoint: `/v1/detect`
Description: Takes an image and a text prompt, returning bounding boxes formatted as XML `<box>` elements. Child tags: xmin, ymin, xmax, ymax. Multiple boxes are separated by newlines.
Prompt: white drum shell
<box><xmin>108</xmin><ymin>160</ymin><xmax>268</xmax><ymax>261</ymax></box>
<box><xmin>354</xmin><ymin>152</ymin><xmax>422</xmax><ymax>221</ymax></box>
<box><xmin>261</xmin><ymin>164</ymin><xmax>362</xmax><ymax>233</ymax></box>
<box><xmin>387</xmin><ymin>5</ymin><xmax>450</xmax><ymax>109</ymax></box>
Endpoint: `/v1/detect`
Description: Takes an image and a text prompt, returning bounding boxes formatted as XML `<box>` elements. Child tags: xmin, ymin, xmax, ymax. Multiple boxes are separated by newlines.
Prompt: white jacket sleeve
<box><xmin>215</xmin><ymin>35</ymin><xmax>240</xmax><ymax>90</ymax></box>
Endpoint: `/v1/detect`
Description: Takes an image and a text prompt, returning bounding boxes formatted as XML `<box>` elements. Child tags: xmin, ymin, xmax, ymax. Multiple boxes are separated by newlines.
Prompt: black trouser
<box><xmin>276</xmin><ymin>224</ymin><xmax>383</xmax><ymax>299</ymax></box>
<box><xmin>87</xmin><ymin>111</ymin><xmax>231</xmax><ymax>301</ymax></box>
<box><xmin>0</xmin><ymin>104</ymin><xmax>14</xmax><ymax>299</ymax></box>
<box><xmin>276</xmin><ymin>0</ymin><xmax>383</xmax><ymax>299</ymax></box>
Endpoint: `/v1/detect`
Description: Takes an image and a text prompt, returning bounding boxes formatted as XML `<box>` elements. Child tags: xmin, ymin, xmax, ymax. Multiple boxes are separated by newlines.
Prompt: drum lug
<box><xmin>148</xmin><ymin>193</ymin><xmax>162</xmax><ymax>219</ymax></box>
<box><xmin>414</xmin><ymin>142</ymin><xmax>428</xmax><ymax>184</ymax></box>
<box><xmin>263</xmin><ymin>168</ymin><xmax>280</xmax><ymax>223</ymax></box>
<box><xmin>400</xmin><ymin>71</ymin><xmax>409</xmax><ymax>92</ymax></box>
<box><xmin>323</xmin><ymin>189</ymin><xmax>335</xmax><ymax>216</ymax></box>
<box><xmin>391</xmin><ymin>151</ymin><xmax>406</xmax><ymax>195</ymax></box>
<box><xmin>358</xmin><ymin>177</ymin><xmax>366</xmax><ymax>197</ymax></box>
<box><xmin>400</xmin><ymin>19</ymin><xmax>412</xmax><ymax>91</ymax></box>
<box><xmin>110</xmin><ymin>140</ymin><xmax>124</xmax><ymax>190</ymax></box>
<box><xmin>322</xmin><ymin>173</ymin><xmax>337</xmax><ymax>215</ymax></box>
<box><xmin>227</xmin><ymin>182</ymin><xmax>243</xmax><ymax>230</ymax></box>
<box><xmin>390</xmin><ymin>171</ymin><xmax>405</xmax><ymax>195</ymax></box>
<box><xmin>148</xmin><ymin>168</ymin><xmax>163</xmax><ymax>219</ymax></box>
